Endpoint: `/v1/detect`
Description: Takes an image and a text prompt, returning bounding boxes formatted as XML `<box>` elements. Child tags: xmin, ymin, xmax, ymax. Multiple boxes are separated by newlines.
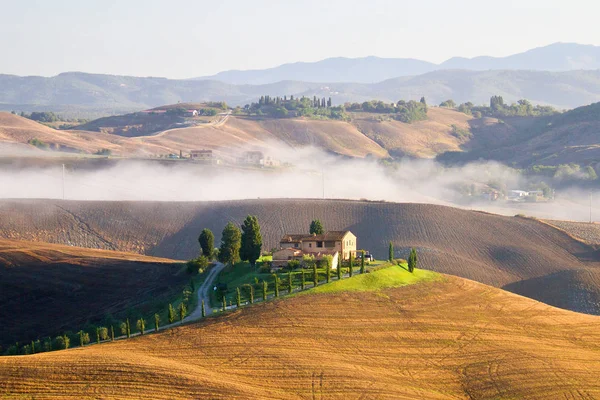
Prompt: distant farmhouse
<box><xmin>272</xmin><ymin>231</ymin><xmax>357</xmax><ymax>269</ymax></box>
<box><xmin>240</xmin><ymin>151</ymin><xmax>281</xmax><ymax>168</ymax></box>
<box><xmin>190</xmin><ymin>149</ymin><xmax>220</xmax><ymax>164</ymax></box>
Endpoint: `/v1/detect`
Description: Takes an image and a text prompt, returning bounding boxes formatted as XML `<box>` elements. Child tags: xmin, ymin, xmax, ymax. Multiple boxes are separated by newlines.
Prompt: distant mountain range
<box><xmin>1</xmin><ymin>43</ymin><xmax>600</xmax><ymax>118</ymax></box>
<box><xmin>196</xmin><ymin>43</ymin><xmax>600</xmax><ymax>84</ymax></box>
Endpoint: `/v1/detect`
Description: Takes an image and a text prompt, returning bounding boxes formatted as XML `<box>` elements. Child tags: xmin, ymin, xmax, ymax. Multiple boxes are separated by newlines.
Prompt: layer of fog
<box><xmin>0</xmin><ymin>144</ymin><xmax>598</xmax><ymax>222</ymax></box>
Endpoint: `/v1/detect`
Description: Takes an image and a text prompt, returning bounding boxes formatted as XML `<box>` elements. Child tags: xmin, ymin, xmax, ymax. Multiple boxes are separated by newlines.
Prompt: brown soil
<box><xmin>0</xmin><ymin>239</ymin><xmax>184</xmax><ymax>347</ymax></box>
<box><xmin>1</xmin><ymin>199</ymin><xmax>599</xmax><ymax>314</ymax></box>
<box><xmin>1</xmin><ymin>276</ymin><xmax>599</xmax><ymax>399</ymax></box>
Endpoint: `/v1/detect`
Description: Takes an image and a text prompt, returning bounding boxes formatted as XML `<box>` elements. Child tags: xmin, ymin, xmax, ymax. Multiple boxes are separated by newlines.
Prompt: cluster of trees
<box><xmin>344</xmin><ymin>98</ymin><xmax>428</xmax><ymax>123</ymax></box>
<box><xmin>443</xmin><ymin>96</ymin><xmax>558</xmax><ymax>118</ymax></box>
<box><xmin>27</xmin><ymin>138</ymin><xmax>48</xmax><ymax>149</ymax></box>
<box><xmin>195</xmin><ymin>215</ymin><xmax>263</xmax><ymax>268</ymax></box>
<box><xmin>245</xmin><ymin>95</ymin><xmax>347</xmax><ymax>120</ymax></box>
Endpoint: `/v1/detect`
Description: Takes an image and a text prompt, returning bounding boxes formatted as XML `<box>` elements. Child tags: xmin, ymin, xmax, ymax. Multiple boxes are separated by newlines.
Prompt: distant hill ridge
<box><xmin>2</xmin><ymin>43</ymin><xmax>600</xmax><ymax>117</ymax></box>
<box><xmin>197</xmin><ymin>42</ymin><xmax>600</xmax><ymax>84</ymax></box>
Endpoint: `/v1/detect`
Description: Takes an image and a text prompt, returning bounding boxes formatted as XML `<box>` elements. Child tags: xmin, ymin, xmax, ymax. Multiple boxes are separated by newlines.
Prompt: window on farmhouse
<box><xmin>325</xmin><ymin>241</ymin><xmax>335</xmax><ymax>248</ymax></box>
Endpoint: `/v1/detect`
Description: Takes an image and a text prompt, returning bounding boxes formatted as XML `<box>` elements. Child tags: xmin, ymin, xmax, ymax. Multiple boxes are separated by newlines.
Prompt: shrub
<box><xmin>287</xmin><ymin>259</ymin><xmax>300</xmax><ymax>270</ymax></box>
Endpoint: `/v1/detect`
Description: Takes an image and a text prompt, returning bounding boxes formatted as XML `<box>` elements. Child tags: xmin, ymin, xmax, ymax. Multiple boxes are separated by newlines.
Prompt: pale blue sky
<box><xmin>1</xmin><ymin>0</ymin><xmax>598</xmax><ymax>78</ymax></box>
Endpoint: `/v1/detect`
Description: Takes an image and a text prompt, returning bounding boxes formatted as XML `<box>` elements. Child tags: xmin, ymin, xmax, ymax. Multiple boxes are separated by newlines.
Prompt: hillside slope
<box><xmin>3</xmin><ymin>69</ymin><xmax>600</xmax><ymax>116</ymax></box>
<box><xmin>1</xmin><ymin>199</ymin><xmax>599</xmax><ymax>314</ymax></box>
<box><xmin>1</xmin><ymin>275</ymin><xmax>599</xmax><ymax>399</ymax></box>
<box><xmin>0</xmin><ymin>239</ymin><xmax>184</xmax><ymax>347</ymax></box>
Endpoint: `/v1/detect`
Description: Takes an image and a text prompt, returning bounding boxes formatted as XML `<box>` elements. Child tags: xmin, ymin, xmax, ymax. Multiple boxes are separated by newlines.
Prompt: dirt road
<box><xmin>187</xmin><ymin>262</ymin><xmax>225</xmax><ymax>319</ymax></box>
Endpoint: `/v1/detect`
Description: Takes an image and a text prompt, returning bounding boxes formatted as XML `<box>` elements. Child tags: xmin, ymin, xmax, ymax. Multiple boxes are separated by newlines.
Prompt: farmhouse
<box><xmin>190</xmin><ymin>149</ymin><xmax>215</xmax><ymax>162</ymax></box>
<box><xmin>272</xmin><ymin>231</ymin><xmax>356</xmax><ymax>268</ymax></box>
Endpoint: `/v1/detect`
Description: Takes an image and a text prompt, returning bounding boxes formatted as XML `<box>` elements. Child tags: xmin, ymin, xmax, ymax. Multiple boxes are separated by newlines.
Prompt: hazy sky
<box><xmin>1</xmin><ymin>0</ymin><xmax>598</xmax><ymax>78</ymax></box>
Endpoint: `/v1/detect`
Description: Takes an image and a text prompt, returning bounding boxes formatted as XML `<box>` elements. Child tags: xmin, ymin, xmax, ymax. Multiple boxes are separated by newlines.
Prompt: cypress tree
<box><xmin>240</xmin><ymin>215</ymin><xmax>263</xmax><ymax>266</ymax></box>
<box><xmin>262</xmin><ymin>280</ymin><xmax>268</xmax><ymax>301</ymax></box>
<box><xmin>301</xmin><ymin>269</ymin><xmax>306</xmax><ymax>290</ymax></box>
<box><xmin>337</xmin><ymin>255</ymin><xmax>342</xmax><ymax>280</ymax></box>
<box><xmin>249</xmin><ymin>285</ymin><xmax>254</xmax><ymax>304</ymax></box>
<box><xmin>31</xmin><ymin>340</ymin><xmax>35</xmax><ymax>354</ymax></box>
<box><xmin>126</xmin><ymin>319</ymin><xmax>131</xmax><ymax>338</ymax></box>
<box><xmin>179</xmin><ymin>303</ymin><xmax>187</xmax><ymax>321</ymax></box>
<box><xmin>326</xmin><ymin>259</ymin><xmax>331</xmax><ymax>283</ymax></box>
<box><xmin>137</xmin><ymin>319</ymin><xmax>145</xmax><ymax>335</ymax></box>
<box><xmin>222</xmin><ymin>296</ymin><xmax>227</xmax><ymax>312</ymax></box>
<box><xmin>79</xmin><ymin>330</ymin><xmax>85</xmax><ymax>347</ymax></box>
<box><xmin>154</xmin><ymin>314</ymin><xmax>160</xmax><ymax>332</ymax></box>
<box><xmin>201</xmin><ymin>300</ymin><xmax>206</xmax><ymax>317</ymax></box>
<box><xmin>273</xmin><ymin>274</ymin><xmax>280</xmax><ymax>297</ymax></box>
<box><xmin>288</xmin><ymin>271</ymin><xmax>293</xmax><ymax>294</ymax></box>
<box><xmin>110</xmin><ymin>326</ymin><xmax>115</xmax><ymax>341</ymax></box>
<box><xmin>199</xmin><ymin>228</ymin><xmax>215</xmax><ymax>258</ymax></box>
<box><xmin>219</xmin><ymin>222</ymin><xmax>242</xmax><ymax>266</ymax></box>
<box><xmin>309</xmin><ymin>219</ymin><xmax>324</xmax><ymax>235</ymax></box>
<box><xmin>389</xmin><ymin>242</ymin><xmax>394</xmax><ymax>262</ymax></box>
<box><xmin>168</xmin><ymin>304</ymin><xmax>175</xmax><ymax>324</ymax></box>
<box><xmin>349</xmin><ymin>253</ymin><xmax>353</xmax><ymax>277</ymax></box>
<box><xmin>236</xmin><ymin>287</ymin><xmax>241</xmax><ymax>307</ymax></box>
<box><xmin>313</xmin><ymin>263</ymin><xmax>318</xmax><ymax>287</ymax></box>
<box><xmin>361</xmin><ymin>250</ymin><xmax>365</xmax><ymax>274</ymax></box>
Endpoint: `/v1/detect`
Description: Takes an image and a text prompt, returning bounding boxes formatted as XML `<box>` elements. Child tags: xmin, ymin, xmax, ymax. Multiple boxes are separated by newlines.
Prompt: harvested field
<box><xmin>353</xmin><ymin>107</ymin><xmax>472</xmax><ymax>157</ymax></box>
<box><xmin>1</xmin><ymin>199</ymin><xmax>599</xmax><ymax>314</ymax></box>
<box><xmin>543</xmin><ymin>219</ymin><xmax>600</xmax><ymax>245</ymax></box>
<box><xmin>0</xmin><ymin>239</ymin><xmax>185</xmax><ymax>348</ymax></box>
<box><xmin>1</xmin><ymin>275</ymin><xmax>599</xmax><ymax>399</ymax></box>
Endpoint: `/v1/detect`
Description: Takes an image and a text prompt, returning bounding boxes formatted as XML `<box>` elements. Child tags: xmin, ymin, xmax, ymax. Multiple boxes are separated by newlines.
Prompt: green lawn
<box><xmin>308</xmin><ymin>265</ymin><xmax>441</xmax><ymax>294</ymax></box>
<box><xmin>210</xmin><ymin>259</ymin><xmax>432</xmax><ymax>307</ymax></box>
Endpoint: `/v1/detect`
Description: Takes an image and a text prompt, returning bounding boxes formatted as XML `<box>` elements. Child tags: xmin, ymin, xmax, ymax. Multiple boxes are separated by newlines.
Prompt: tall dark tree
<box><xmin>198</xmin><ymin>229</ymin><xmax>214</xmax><ymax>259</ymax></box>
<box><xmin>110</xmin><ymin>326</ymin><xmax>115</xmax><ymax>341</ymax></box>
<box><xmin>273</xmin><ymin>274</ymin><xmax>280</xmax><ymax>297</ymax></box>
<box><xmin>337</xmin><ymin>255</ymin><xmax>342</xmax><ymax>280</ymax></box>
<box><xmin>240</xmin><ymin>215</ymin><xmax>262</xmax><ymax>266</ymax></box>
<box><xmin>309</xmin><ymin>219</ymin><xmax>324</xmax><ymax>235</ymax></box>
<box><xmin>126</xmin><ymin>319</ymin><xmax>131</xmax><ymax>338</ymax></box>
<box><xmin>360</xmin><ymin>250</ymin><xmax>366</xmax><ymax>274</ymax></box>
<box><xmin>301</xmin><ymin>269</ymin><xmax>306</xmax><ymax>290</ymax></box>
<box><xmin>219</xmin><ymin>222</ymin><xmax>242</xmax><ymax>266</ymax></box>
<box><xmin>389</xmin><ymin>242</ymin><xmax>394</xmax><ymax>262</ymax></box>
<box><xmin>327</xmin><ymin>97</ymin><xmax>332</xmax><ymax>107</ymax></box>
<box><xmin>313</xmin><ymin>264</ymin><xmax>318</xmax><ymax>287</ymax></box>
<box><xmin>408</xmin><ymin>248</ymin><xmax>418</xmax><ymax>273</ymax></box>
<box><xmin>154</xmin><ymin>314</ymin><xmax>160</xmax><ymax>332</ymax></box>
<box><xmin>349</xmin><ymin>253</ymin><xmax>354</xmax><ymax>277</ymax></box>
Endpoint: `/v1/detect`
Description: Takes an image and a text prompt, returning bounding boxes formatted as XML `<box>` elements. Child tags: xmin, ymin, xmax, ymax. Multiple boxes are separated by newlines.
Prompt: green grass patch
<box><xmin>307</xmin><ymin>265</ymin><xmax>441</xmax><ymax>294</ymax></box>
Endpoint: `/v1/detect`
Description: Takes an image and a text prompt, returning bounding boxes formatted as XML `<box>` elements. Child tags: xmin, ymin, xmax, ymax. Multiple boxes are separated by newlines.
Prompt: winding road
<box><xmin>187</xmin><ymin>262</ymin><xmax>225</xmax><ymax>319</ymax></box>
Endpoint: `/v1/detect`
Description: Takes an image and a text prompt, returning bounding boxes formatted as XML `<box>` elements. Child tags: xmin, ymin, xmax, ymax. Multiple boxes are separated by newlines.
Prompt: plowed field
<box><xmin>0</xmin><ymin>239</ymin><xmax>184</xmax><ymax>347</ymax></box>
<box><xmin>1</xmin><ymin>275</ymin><xmax>599</xmax><ymax>399</ymax></box>
<box><xmin>2</xmin><ymin>199</ymin><xmax>599</xmax><ymax>314</ymax></box>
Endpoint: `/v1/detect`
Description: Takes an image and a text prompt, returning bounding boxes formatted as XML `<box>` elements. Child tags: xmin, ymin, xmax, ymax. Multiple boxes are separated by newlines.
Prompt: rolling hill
<box><xmin>0</xmin><ymin>239</ymin><xmax>184</xmax><ymax>348</ymax></box>
<box><xmin>440</xmin><ymin>101</ymin><xmax>600</xmax><ymax>167</ymax></box>
<box><xmin>1</xmin><ymin>199</ymin><xmax>599</xmax><ymax>314</ymax></box>
<box><xmin>1</xmin><ymin>273</ymin><xmax>599</xmax><ymax>398</ymax></box>
<box><xmin>0</xmin><ymin>108</ymin><xmax>473</xmax><ymax>159</ymax></box>
<box><xmin>3</xmin><ymin>69</ymin><xmax>600</xmax><ymax>119</ymax></box>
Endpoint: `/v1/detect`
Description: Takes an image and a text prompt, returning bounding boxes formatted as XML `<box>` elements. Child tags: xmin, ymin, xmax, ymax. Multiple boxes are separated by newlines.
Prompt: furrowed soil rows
<box><xmin>1</xmin><ymin>276</ymin><xmax>599</xmax><ymax>399</ymax></box>
<box><xmin>0</xmin><ymin>239</ymin><xmax>184</xmax><ymax>347</ymax></box>
<box><xmin>1</xmin><ymin>199</ymin><xmax>599</xmax><ymax>313</ymax></box>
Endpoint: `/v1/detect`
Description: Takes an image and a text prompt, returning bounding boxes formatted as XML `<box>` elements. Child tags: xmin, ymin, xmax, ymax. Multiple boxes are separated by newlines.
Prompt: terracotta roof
<box><xmin>280</xmin><ymin>231</ymin><xmax>351</xmax><ymax>243</ymax></box>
